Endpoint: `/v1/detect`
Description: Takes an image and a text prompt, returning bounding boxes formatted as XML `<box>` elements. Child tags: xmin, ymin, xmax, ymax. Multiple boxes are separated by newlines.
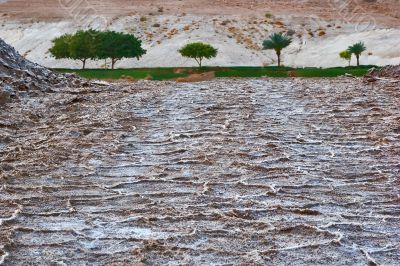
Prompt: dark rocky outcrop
<box><xmin>365</xmin><ymin>65</ymin><xmax>400</xmax><ymax>82</ymax></box>
<box><xmin>0</xmin><ymin>38</ymin><xmax>83</xmax><ymax>103</ymax></box>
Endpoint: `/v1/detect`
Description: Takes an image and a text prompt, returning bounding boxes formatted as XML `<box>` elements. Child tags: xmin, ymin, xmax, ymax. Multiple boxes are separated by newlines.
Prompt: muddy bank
<box><xmin>1</xmin><ymin>78</ymin><xmax>399</xmax><ymax>264</ymax></box>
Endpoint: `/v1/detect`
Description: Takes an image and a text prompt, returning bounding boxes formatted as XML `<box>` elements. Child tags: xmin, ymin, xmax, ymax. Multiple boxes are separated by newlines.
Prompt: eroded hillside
<box><xmin>1</xmin><ymin>0</ymin><xmax>399</xmax><ymax>26</ymax></box>
<box><xmin>0</xmin><ymin>0</ymin><xmax>399</xmax><ymax>68</ymax></box>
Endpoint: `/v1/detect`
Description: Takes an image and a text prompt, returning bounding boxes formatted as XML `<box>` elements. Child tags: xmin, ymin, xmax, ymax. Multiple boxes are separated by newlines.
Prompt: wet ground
<box><xmin>1</xmin><ymin>78</ymin><xmax>399</xmax><ymax>265</ymax></box>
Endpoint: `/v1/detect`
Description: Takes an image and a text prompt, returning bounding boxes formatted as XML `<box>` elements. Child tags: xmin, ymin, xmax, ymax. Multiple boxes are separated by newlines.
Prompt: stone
<box><xmin>0</xmin><ymin>84</ymin><xmax>15</xmax><ymax>104</ymax></box>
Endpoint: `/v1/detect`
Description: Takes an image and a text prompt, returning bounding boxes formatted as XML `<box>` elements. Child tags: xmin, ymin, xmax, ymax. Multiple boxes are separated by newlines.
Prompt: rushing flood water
<box><xmin>0</xmin><ymin>78</ymin><xmax>399</xmax><ymax>265</ymax></box>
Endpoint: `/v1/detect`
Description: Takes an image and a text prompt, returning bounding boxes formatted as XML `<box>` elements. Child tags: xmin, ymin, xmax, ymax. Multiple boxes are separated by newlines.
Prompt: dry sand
<box><xmin>1</xmin><ymin>0</ymin><xmax>399</xmax><ymax>26</ymax></box>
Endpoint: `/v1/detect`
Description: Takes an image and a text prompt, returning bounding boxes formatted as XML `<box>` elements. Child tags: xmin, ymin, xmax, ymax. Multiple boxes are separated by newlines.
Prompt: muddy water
<box><xmin>0</xmin><ymin>79</ymin><xmax>399</xmax><ymax>265</ymax></box>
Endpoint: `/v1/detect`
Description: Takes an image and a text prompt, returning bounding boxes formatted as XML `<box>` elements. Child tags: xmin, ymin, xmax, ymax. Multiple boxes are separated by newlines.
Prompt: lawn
<box><xmin>55</xmin><ymin>66</ymin><xmax>374</xmax><ymax>80</ymax></box>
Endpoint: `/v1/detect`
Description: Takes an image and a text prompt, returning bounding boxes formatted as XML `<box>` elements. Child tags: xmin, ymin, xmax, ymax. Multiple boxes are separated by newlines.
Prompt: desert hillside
<box><xmin>0</xmin><ymin>0</ymin><xmax>399</xmax><ymax>67</ymax></box>
<box><xmin>1</xmin><ymin>0</ymin><xmax>400</xmax><ymax>24</ymax></box>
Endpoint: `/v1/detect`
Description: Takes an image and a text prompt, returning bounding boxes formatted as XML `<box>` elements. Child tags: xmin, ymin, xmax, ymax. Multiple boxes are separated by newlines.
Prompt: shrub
<box><xmin>265</xmin><ymin>13</ymin><xmax>273</xmax><ymax>19</ymax></box>
<box><xmin>339</xmin><ymin>50</ymin><xmax>352</xmax><ymax>66</ymax></box>
<box><xmin>221</xmin><ymin>20</ymin><xmax>230</xmax><ymax>26</ymax></box>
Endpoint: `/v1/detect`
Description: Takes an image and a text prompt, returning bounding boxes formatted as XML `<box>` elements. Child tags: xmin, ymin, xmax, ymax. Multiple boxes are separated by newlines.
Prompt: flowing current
<box><xmin>0</xmin><ymin>78</ymin><xmax>399</xmax><ymax>265</ymax></box>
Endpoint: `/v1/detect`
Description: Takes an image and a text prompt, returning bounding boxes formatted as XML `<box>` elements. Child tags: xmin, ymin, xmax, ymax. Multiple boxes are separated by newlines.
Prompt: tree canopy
<box><xmin>68</xmin><ymin>29</ymin><xmax>100</xmax><ymax>69</ymax></box>
<box><xmin>178</xmin><ymin>42</ymin><xmax>218</xmax><ymax>67</ymax></box>
<box><xmin>49</xmin><ymin>29</ymin><xmax>146</xmax><ymax>69</ymax></box>
<box><xmin>263</xmin><ymin>33</ymin><xmax>292</xmax><ymax>67</ymax></box>
<box><xmin>339</xmin><ymin>50</ymin><xmax>352</xmax><ymax>66</ymax></box>
<box><xmin>49</xmin><ymin>34</ymin><xmax>72</xmax><ymax>60</ymax></box>
<box><xmin>347</xmin><ymin>42</ymin><xmax>366</xmax><ymax>66</ymax></box>
<box><xmin>97</xmin><ymin>31</ymin><xmax>146</xmax><ymax>69</ymax></box>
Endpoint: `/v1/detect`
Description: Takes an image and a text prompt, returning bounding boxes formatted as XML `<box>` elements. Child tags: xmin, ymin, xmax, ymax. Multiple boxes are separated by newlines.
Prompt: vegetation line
<box><xmin>55</xmin><ymin>66</ymin><xmax>374</xmax><ymax>81</ymax></box>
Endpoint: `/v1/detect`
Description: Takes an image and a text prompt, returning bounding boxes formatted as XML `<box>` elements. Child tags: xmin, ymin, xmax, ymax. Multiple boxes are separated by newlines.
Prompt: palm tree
<box><xmin>348</xmin><ymin>42</ymin><xmax>366</xmax><ymax>66</ymax></box>
<box><xmin>263</xmin><ymin>33</ymin><xmax>292</xmax><ymax>67</ymax></box>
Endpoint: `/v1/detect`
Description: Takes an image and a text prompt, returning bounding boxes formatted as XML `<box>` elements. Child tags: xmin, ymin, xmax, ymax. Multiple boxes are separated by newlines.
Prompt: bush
<box><xmin>339</xmin><ymin>50</ymin><xmax>352</xmax><ymax>66</ymax></box>
<box><xmin>265</xmin><ymin>13</ymin><xmax>273</xmax><ymax>19</ymax></box>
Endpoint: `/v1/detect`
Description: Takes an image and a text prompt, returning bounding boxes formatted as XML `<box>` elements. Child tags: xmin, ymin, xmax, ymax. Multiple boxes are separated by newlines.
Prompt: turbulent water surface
<box><xmin>0</xmin><ymin>78</ymin><xmax>399</xmax><ymax>265</ymax></box>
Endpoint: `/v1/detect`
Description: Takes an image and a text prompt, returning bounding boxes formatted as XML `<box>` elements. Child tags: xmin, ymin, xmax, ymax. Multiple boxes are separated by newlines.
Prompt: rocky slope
<box><xmin>0</xmin><ymin>38</ymin><xmax>83</xmax><ymax>103</ymax></box>
<box><xmin>368</xmin><ymin>65</ymin><xmax>400</xmax><ymax>79</ymax></box>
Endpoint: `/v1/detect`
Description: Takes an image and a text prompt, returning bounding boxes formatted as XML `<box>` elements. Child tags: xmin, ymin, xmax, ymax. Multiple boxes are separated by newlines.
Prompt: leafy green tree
<box><xmin>97</xmin><ymin>31</ymin><xmax>146</xmax><ymax>69</ymax></box>
<box><xmin>262</xmin><ymin>33</ymin><xmax>292</xmax><ymax>67</ymax></box>
<box><xmin>178</xmin><ymin>42</ymin><xmax>218</xmax><ymax>67</ymax></box>
<box><xmin>49</xmin><ymin>29</ymin><xmax>100</xmax><ymax>69</ymax></box>
<box><xmin>68</xmin><ymin>29</ymin><xmax>100</xmax><ymax>69</ymax></box>
<box><xmin>49</xmin><ymin>34</ymin><xmax>72</xmax><ymax>60</ymax></box>
<box><xmin>347</xmin><ymin>42</ymin><xmax>366</xmax><ymax>66</ymax></box>
<box><xmin>339</xmin><ymin>50</ymin><xmax>352</xmax><ymax>66</ymax></box>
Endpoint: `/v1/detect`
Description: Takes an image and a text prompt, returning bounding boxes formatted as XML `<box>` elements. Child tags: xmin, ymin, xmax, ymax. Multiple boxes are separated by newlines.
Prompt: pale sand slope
<box><xmin>0</xmin><ymin>15</ymin><xmax>399</xmax><ymax>68</ymax></box>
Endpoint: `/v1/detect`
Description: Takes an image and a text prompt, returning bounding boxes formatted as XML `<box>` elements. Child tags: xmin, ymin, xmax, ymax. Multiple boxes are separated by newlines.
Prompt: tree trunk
<box><xmin>356</xmin><ymin>55</ymin><xmax>360</xmax><ymax>66</ymax></box>
<box><xmin>195</xmin><ymin>57</ymin><xmax>202</xmax><ymax>68</ymax></box>
<box><xmin>111</xmin><ymin>58</ymin><xmax>117</xmax><ymax>70</ymax></box>
<box><xmin>82</xmin><ymin>59</ymin><xmax>86</xmax><ymax>69</ymax></box>
<box><xmin>277</xmin><ymin>51</ymin><xmax>281</xmax><ymax>67</ymax></box>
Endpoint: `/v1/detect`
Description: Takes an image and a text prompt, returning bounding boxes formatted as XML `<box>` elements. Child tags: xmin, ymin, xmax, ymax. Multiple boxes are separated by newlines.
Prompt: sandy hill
<box><xmin>1</xmin><ymin>0</ymin><xmax>399</xmax><ymax>25</ymax></box>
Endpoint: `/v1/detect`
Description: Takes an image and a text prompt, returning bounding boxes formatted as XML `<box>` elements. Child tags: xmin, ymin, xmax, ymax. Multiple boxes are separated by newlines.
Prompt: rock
<box><xmin>366</xmin><ymin>77</ymin><xmax>377</xmax><ymax>82</ymax></box>
<box><xmin>366</xmin><ymin>65</ymin><xmax>400</xmax><ymax>80</ymax></box>
<box><xmin>345</xmin><ymin>73</ymin><xmax>356</xmax><ymax>78</ymax></box>
<box><xmin>1</xmin><ymin>163</ymin><xmax>14</xmax><ymax>171</ymax></box>
<box><xmin>0</xmin><ymin>85</ymin><xmax>15</xmax><ymax>104</ymax></box>
<box><xmin>91</xmin><ymin>80</ymin><xmax>110</xmax><ymax>86</ymax></box>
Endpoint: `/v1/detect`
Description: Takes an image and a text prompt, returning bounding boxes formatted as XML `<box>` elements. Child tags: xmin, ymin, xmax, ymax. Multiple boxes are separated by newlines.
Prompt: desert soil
<box><xmin>1</xmin><ymin>78</ymin><xmax>399</xmax><ymax>265</ymax></box>
<box><xmin>1</xmin><ymin>0</ymin><xmax>399</xmax><ymax>25</ymax></box>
